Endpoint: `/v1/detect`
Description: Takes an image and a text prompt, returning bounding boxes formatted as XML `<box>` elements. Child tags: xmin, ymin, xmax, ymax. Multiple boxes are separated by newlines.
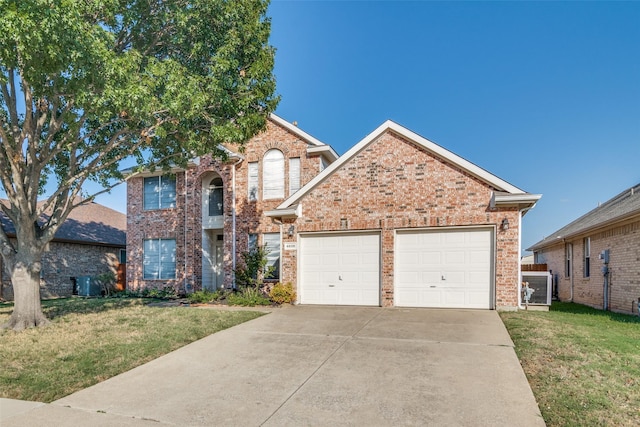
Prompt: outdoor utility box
<box><xmin>76</xmin><ymin>276</ymin><xmax>101</xmax><ymax>297</ymax></box>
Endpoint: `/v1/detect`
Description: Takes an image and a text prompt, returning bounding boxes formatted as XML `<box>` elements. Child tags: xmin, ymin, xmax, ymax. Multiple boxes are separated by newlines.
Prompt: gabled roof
<box><xmin>528</xmin><ymin>183</ymin><xmax>640</xmax><ymax>251</ymax></box>
<box><xmin>0</xmin><ymin>200</ymin><xmax>126</xmax><ymax>247</ymax></box>
<box><xmin>271</xmin><ymin>120</ymin><xmax>538</xmax><ymax>214</ymax></box>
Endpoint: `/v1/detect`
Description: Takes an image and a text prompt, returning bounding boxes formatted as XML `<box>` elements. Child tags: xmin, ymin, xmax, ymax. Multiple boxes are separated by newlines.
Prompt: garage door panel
<box><xmin>396</xmin><ymin>229</ymin><xmax>492</xmax><ymax>309</ymax></box>
<box><xmin>300</xmin><ymin>233</ymin><xmax>380</xmax><ymax>306</ymax></box>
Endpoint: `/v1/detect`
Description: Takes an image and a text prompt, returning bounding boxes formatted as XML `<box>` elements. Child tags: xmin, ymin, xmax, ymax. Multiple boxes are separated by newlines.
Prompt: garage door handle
<box><xmin>328</xmin><ymin>284</ymin><xmax>335</xmax><ymax>287</ymax></box>
<box><xmin>430</xmin><ymin>285</ymin><xmax>437</xmax><ymax>288</ymax></box>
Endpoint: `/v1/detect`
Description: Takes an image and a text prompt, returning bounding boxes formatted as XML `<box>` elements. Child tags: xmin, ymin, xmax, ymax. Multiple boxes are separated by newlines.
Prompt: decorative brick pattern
<box><xmin>534</xmin><ymin>217</ymin><xmax>640</xmax><ymax>314</ymax></box>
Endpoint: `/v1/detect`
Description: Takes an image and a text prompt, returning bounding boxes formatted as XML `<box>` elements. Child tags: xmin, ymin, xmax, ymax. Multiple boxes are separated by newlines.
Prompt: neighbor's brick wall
<box><xmin>0</xmin><ymin>240</ymin><xmax>121</xmax><ymax>300</ymax></box>
<box><xmin>126</xmin><ymin>119</ymin><xmax>325</xmax><ymax>292</ymax></box>
<box><xmin>534</xmin><ymin>216</ymin><xmax>640</xmax><ymax>314</ymax></box>
<box><xmin>281</xmin><ymin>130</ymin><xmax>521</xmax><ymax>308</ymax></box>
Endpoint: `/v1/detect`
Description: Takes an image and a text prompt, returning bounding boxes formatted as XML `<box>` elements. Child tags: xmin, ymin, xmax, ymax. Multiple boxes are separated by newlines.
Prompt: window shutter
<box><xmin>289</xmin><ymin>157</ymin><xmax>301</xmax><ymax>195</ymax></box>
<box><xmin>248</xmin><ymin>162</ymin><xmax>258</xmax><ymax>201</ymax></box>
<box><xmin>263</xmin><ymin>150</ymin><xmax>284</xmax><ymax>199</ymax></box>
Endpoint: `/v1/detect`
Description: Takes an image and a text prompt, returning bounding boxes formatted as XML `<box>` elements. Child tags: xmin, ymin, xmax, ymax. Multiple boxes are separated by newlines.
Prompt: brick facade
<box><xmin>0</xmin><ymin>240</ymin><xmax>122</xmax><ymax>300</ymax></box>
<box><xmin>534</xmin><ymin>216</ymin><xmax>640</xmax><ymax>314</ymax></box>
<box><xmin>126</xmin><ymin>116</ymin><xmax>533</xmax><ymax>309</ymax></box>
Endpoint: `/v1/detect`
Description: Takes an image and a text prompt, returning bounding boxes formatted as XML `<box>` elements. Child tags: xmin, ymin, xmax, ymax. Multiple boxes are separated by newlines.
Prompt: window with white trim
<box><xmin>248</xmin><ymin>233</ymin><xmax>258</xmax><ymax>251</ymax></box>
<box><xmin>263</xmin><ymin>149</ymin><xmax>284</xmax><ymax>199</ymax></box>
<box><xmin>565</xmin><ymin>243</ymin><xmax>572</xmax><ymax>278</ymax></box>
<box><xmin>209</xmin><ymin>177</ymin><xmax>224</xmax><ymax>216</ymax></box>
<box><xmin>247</xmin><ymin>162</ymin><xmax>258</xmax><ymax>201</ymax></box>
<box><xmin>583</xmin><ymin>237</ymin><xmax>591</xmax><ymax>278</ymax></box>
<box><xmin>144</xmin><ymin>176</ymin><xmax>176</xmax><ymax>210</ymax></box>
<box><xmin>289</xmin><ymin>157</ymin><xmax>301</xmax><ymax>195</ymax></box>
<box><xmin>143</xmin><ymin>238</ymin><xmax>176</xmax><ymax>279</ymax></box>
<box><xmin>263</xmin><ymin>233</ymin><xmax>280</xmax><ymax>280</ymax></box>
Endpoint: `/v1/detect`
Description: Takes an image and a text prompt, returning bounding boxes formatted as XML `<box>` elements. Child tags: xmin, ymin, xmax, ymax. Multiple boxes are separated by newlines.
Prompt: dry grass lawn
<box><xmin>500</xmin><ymin>302</ymin><xmax>640</xmax><ymax>426</ymax></box>
<box><xmin>0</xmin><ymin>297</ymin><xmax>264</xmax><ymax>402</ymax></box>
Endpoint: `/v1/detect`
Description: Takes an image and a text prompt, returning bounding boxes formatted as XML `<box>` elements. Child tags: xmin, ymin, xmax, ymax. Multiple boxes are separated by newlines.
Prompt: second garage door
<box><xmin>299</xmin><ymin>232</ymin><xmax>380</xmax><ymax>306</ymax></box>
<box><xmin>395</xmin><ymin>228</ymin><xmax>493</xmax><ymax>309</ymax></box>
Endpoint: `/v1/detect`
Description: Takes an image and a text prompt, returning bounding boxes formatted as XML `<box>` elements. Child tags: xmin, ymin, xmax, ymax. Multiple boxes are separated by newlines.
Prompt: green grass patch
<box><xmin>500</xmin><ymin>302</ymin><xmax>640</xmax><ymax>426</ymax></box>
<box><xmin>0</xmin><ymin>297</ymin><xmax>264</xmax><ymax>402</ymax></box>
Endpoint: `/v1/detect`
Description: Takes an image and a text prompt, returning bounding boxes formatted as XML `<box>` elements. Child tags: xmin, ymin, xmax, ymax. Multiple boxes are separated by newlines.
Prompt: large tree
<box><xmin>0</xmin><ymin>0</ymin><xmax>278</xmax><ymax>330</ymax></box>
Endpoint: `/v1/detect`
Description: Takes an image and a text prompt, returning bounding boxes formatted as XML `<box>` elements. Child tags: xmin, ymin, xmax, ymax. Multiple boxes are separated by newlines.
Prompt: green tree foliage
<box><xmin>0</xmin><ymin>0</ymin><xmax>279</xmax><ymax>330</ymax></box>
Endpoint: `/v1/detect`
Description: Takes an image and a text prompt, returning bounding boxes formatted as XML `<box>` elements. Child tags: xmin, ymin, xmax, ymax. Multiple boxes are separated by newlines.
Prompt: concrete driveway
<box><xmin>1</xmin><ymin>306</ymin><xmax>545</xmax><ymax>426</ymax></box>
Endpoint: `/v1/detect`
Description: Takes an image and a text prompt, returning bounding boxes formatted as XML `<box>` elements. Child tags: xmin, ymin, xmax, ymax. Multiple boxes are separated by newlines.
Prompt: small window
<box><xmin>143</xmin><ymin>238</ymin><xmax>176</xmax><ymax>279</ymax></box>
<box><xmin>289</xmin><ymin>157</ymin><xmax>301</xmax><ymax>195</ymax></box>
<box><xmin>144</xmin><ymin>176</ymin><xmax>176</xmax><ymax>210</ymax></box>
<box><xmin>209</xmin><ymin>177</ymin><xmax>224</xmax><ymax>216</ymax></box>
<box><xmin>263</xmin><ymin>233</ymin><xmax>280</xmax><ymax>280</ymax></box>
<box><xmin>584</xmin><ymin>237</ymin><xmax>590</xmax><ymax>278</ymax></box>
<box><xmin>248</xmin><ymin>162</ymin><xmax>258</xmax><ymax>201</ymax></box>
<box><xmin>263</xmin><ymin>149</ymin><xmax>284</xmax><ymax>199</ymax></box>
<box><xmin>248</xmin><ymin>233</ymin><xmax>258</xmax><ymax>251</ymax></box>
<box><xmin>119</xmin><ymin>249</ymin><xmax>127</xmax><ymax>264</ymax></box>
<box><xmin>565</xmin><ymin>243</ymin><xmax>572</xmax><ymax>278</ymax></box>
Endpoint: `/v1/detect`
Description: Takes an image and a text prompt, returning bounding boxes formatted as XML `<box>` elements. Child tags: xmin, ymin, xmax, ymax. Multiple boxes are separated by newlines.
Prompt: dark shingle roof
<box><xmin>0</xmin><ymin>200</ymin><xmax>126</xmax><ymax>247</ymax></box>
<box><xmin>528</xmin><ymin>183</ymin><xmax>640</xmax><ymax>251</ymax></box>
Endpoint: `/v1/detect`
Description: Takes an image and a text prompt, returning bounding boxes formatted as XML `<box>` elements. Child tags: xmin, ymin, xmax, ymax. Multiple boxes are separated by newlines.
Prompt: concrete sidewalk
<box><xmin>1</xmin><ymin>306</ymin><xmax>545</xmax><ymax>426</ymax></box>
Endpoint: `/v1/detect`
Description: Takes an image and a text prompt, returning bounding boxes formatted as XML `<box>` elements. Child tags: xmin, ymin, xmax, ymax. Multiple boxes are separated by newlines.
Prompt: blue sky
<box><xmin>98</xmin><ymin>1</ymin><xmax>640</xmax><ymax>253</ymax></box>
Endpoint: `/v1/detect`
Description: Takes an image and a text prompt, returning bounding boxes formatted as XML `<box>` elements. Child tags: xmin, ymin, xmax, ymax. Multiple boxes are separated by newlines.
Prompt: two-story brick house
<box><xmin>126</xmin><ymin>114</ymin><xmax>540</xmax><ymax>310</ymax></box>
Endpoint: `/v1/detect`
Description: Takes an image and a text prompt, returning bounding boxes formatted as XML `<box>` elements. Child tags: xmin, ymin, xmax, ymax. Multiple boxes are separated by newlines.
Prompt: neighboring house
<box><xmin>0</xmin><ymin>201</ymin><xmax>126</xmax><ymax>300</ymax></box>
<box><xmin>528</xmin><ymin>184</ymin><xmax>640</xmax><ymax>314</ymax></box>
<box><xmin>126</xmin><ymin>114</ymin><xmax>540</xmax><ymax>310</ymax></box>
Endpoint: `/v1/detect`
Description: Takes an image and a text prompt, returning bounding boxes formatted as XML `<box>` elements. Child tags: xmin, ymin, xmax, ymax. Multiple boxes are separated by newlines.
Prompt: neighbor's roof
<box><xmin>270</xmin><ymin>120</ymin><xmax>540</xmax><ymax>215</ymax></box>
<box><xmin>0</xmin><ymin>200</ymin><xmax>126</xmax><ymax>247</ymax></box>
<box><xmin>528</xmin><ymin>183</ymin><xmax>640</xmax><ymax>251</ymax></box>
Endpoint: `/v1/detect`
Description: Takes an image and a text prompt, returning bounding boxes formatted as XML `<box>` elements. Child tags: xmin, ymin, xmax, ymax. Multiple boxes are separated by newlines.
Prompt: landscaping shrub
<box><xmin>269</xmin><ymin>282</ymin><xmax>296</xmax><ymax>304</ymax></box>
<box><xmin>234</xmin><ymin>244</ymin><xmax>274</xmax><ymax>288</ymax></box>
<box><xmin>227</xmin><ymin>287</ymin><xmax>271</xmax><ymax>307</ymax></box>
<box><xmin>187</xmin><ymin>289</ymin><xmax>226</xmax><ymax>304</ymax></box>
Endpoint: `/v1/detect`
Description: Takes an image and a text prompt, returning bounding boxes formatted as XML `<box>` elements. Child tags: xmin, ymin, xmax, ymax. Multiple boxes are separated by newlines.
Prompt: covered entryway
<box><xmin>299</xmin><ymin>232</ymin><xmax>380</xmax><ymax>306</ymax></box>
<box><xmin>395</xmin><ymin>228</ymin><xmax>494</xmax><ymax>309</ymax></box>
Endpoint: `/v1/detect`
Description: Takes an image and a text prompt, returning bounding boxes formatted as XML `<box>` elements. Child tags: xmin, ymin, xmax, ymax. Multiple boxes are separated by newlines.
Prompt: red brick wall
<box><xmin>281</xmin><ymin>131</ymin><xmax>521</xmax><ymax>308</ymax></box>
<box><xmin>126</xmin><ymin>119</ymin><xmax>325</xmax><ymax>292</ymax></box>
<box><xmin>534</xmin><ymin>216</ymin><xmax>640</xmax><ymax>314</ymax></box>
<box><xmin>1</xmin><ymin>240</ymin><xmax>121</xmax><ymax>300</ymax></box>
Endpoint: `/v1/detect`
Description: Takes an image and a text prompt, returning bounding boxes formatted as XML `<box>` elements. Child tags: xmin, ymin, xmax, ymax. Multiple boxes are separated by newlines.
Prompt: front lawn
<box><xmin>0</xmin><ymin>298</ymin><xmax>264</xmax><ymax>402</ymax></box>
<box><xmin>500</xmin><ymin>302</ymin><xmax>640</xmax><ymax>426</ymax></box>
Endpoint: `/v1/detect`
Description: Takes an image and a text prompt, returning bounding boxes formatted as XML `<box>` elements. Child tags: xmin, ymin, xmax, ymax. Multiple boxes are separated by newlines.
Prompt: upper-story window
<box><xmin>263</xmin><ymin>149</ymin><xmax>284</xmax><ymax>199</ymax></box>
<box><xmin>289</xmin><ymin>157</ymin><xmax>301</xmax><ymax>195</ymax></box>
<box><xmin>144</xmin><ymin>175</ymin><xmax>176</xmax><ymax>210</ymax></box>
<box><xmin>209</xmin><ymin>177</ymin><xmax>224</xmax><ymax>216</ymax></box>
<box><xmin>248</xmin><ymin>162</ymin><xmax>258</xmax><ymax>201</ymax></box>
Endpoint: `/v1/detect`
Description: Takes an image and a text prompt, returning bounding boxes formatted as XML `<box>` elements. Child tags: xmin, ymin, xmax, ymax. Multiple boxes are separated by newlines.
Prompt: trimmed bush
<box><xmin>269</xmin><ymin>282</ymin><xmax>296</xmax><ymax>304</ymax></box>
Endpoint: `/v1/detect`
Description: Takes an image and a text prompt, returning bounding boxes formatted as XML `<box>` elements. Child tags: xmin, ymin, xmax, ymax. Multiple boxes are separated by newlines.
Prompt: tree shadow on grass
<box><xmin>551</xmin><ymin>301</ymin><xmax>640</xmax><ymax>324</ymax></box>
<box><xmin>0</xmin><ymin>297</ymin><xmax>148</xmax><ymax>322</ymax></box>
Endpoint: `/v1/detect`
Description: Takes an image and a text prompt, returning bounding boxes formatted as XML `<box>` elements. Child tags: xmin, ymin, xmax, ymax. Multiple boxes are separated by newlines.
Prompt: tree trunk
<box><xmin>2</xmin><ymin>254</ymin><xmax>49</xmax><ymax>330</ymax></box>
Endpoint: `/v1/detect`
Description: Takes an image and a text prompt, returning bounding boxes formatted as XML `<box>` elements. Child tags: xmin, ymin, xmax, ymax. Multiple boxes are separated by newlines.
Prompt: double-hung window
<box><xmin>144</xmin><ymin>176</ymin><xmax>176</xmax><ymax>210</ymax></box>
<box><xmin>565</xmin><ymin>243</ymin><xmax>572</xmax><ymax>278</ymax></box>
<box><xmin>583</xmin><ymin>237</ymin><xmax>591</xmax><ymax>278</ymax></box>
<box><xmin>248</xmin><ymin>162</ymin><xmax>259</xmax><ymax>201</ymax></box>
<box><xmin>289</xmin><ymin>157</ymin><xmax>301</xmax><ymax>195</ymax></box>
<box><xmin>143</xmin><ymin>238</ymin><xmax>176</xmax><ymax>279</ymax></box>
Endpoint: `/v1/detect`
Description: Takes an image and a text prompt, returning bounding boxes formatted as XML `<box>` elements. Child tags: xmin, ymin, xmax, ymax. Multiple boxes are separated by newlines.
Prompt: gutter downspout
<box><xmin>231</xmin><ymin>157</ymin><xmax>243</xmax><ymax>289</ymax></box>
<box><xmin>184</xmin><ymin>170</ymin><xmax>189</xmax><ymax>293</ymax></box>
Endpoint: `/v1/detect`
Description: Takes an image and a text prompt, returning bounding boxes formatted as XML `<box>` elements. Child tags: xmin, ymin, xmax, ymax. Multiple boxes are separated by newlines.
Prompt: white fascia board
<box><xmin>491</xmin><ymin>192</ymin><xmax>542</xmax><ymax>207</ymax></box>
<box><xmin>277</xmin><ymin>120</ymin><xmax>528</xmax><ymax>210</ymax></box>
<box><xmin>306</xmin><ymin>145</ymin><xmax>339</xmax><ymax>162</ymax></box>
<box><xmin>269</xmin><ymin>113</ymin><xmax>327</xmax><ymax>147</ymax></box>
<box><xmin>264</xmin><ymin>204</ymin><xmax>301</xmax><ymax>219</ymax></box>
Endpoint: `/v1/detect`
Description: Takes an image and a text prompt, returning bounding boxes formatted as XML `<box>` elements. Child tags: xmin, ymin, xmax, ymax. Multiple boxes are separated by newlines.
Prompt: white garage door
<box><xmin>395</xmin><ymin>228</ymin><xmax>493</xmax><ymax>309</ymax></box>
<box><xmin>299</xmin><ymin>232</ymin><xmax>380</xmax><ymax>306</ymax></box>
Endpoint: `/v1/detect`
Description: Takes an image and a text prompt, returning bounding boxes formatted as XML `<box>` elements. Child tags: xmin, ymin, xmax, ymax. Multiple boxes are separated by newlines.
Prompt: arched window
<box><xmin>263</xmin><ymin>149</ymin><xmax>284</xmax><ymax>199</ymax></box>
<box><xmin>209</xmin><ymin>177</ymin><xmax>224</xmax><ymax>216</ymax></box>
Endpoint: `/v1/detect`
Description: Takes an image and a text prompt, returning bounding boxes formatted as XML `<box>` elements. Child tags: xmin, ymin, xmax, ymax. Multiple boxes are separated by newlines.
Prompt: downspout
<box><xmin>231</xmin><ymin>157</ymin><xmax>243</xmax><ymax>289</ymax></box>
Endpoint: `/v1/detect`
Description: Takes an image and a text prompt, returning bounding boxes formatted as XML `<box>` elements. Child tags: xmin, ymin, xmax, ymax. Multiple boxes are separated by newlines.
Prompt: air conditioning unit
<box><xmin>521</xmin><ymin>271</ymin><xmax>552</xmax><ymax>306</ymax></box>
